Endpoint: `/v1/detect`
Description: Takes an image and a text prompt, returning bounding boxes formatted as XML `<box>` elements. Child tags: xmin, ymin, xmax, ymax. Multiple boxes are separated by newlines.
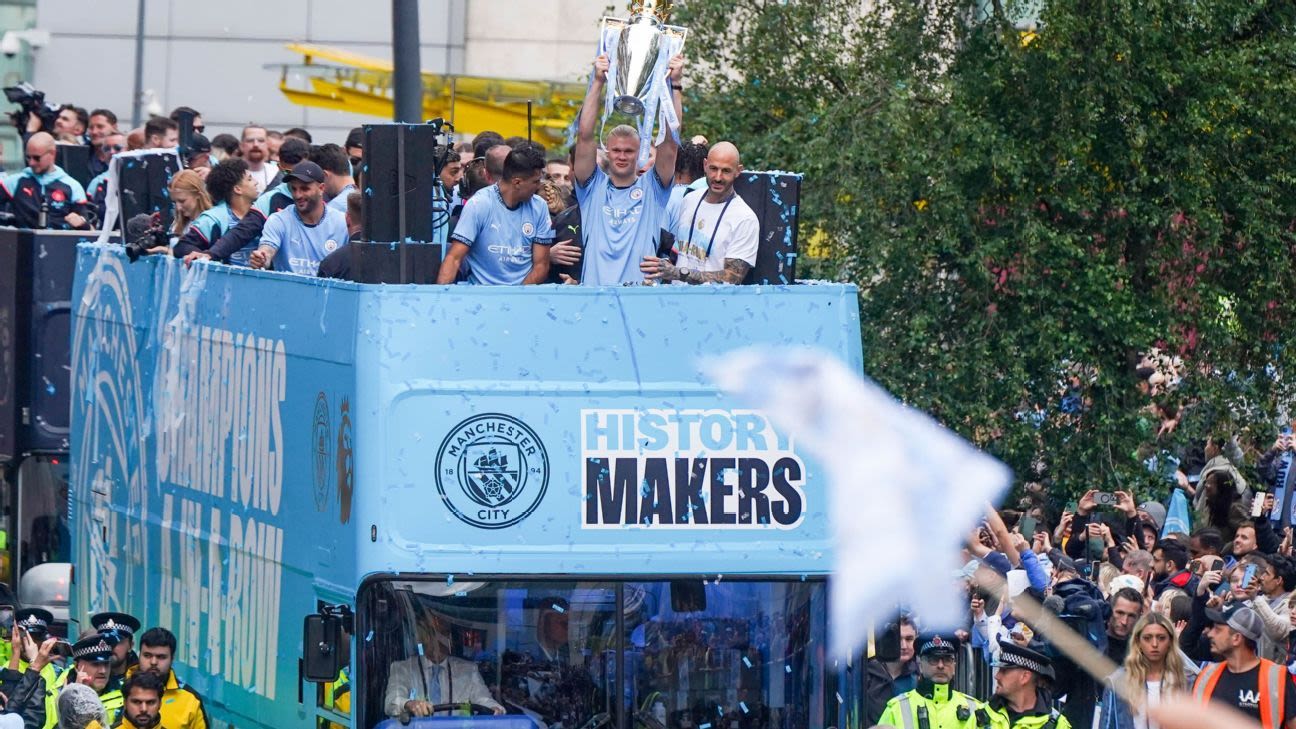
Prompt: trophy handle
<box><xmin>662</xmin><ymin>24</ymin><xmax>688</xmax><ymax>54</ymax></box>
<box><xmin>599</xmin><ymin>17</ymin><xmax>628</xmax><ymax>55</ymax></box>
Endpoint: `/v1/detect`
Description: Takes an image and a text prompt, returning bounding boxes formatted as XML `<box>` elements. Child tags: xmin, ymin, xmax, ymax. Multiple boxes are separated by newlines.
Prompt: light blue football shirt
<box><xmin>574</xmin><ymin>166</ymin><xmax>672</xmax><ymax>286</ymax></box>
<box><xmin>451</xmin><ymin>184</ymin><xmax>554</xmax><ymax>286</ymax></box>
<box><xmin>259</xmin><ymin>204</ymin><xmax>349</xmax><ymax>276</ymax></box>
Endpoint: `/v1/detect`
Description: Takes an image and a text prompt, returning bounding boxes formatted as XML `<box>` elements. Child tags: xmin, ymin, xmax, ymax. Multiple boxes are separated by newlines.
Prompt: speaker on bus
<box><xmin>23</xmin><ymin>232</ymin><xmax>82</xmax><ymax>453</ymax></box>
<box><xmin>115</xmin><ymin>152</ymin><xmax>181</xmax><ymax>233</ymax></box>
<box><xmin>54</xmin><ymin>145</ymin><xmax>93</xmax><ymax>188</ymax></box>
<box><xmin>361</xmin><ymin>124</ymin><xmax>445</xmax><ymax>245</ymax></box>
<box><xmin>0</xmin><ymin>228</ymin><xmax>27</xmax><ymax>462</ymax></box>
<box><xmin>733</xmin><ymin>171</ymin><xmax>801</xmax><ymax>285</ymax></box>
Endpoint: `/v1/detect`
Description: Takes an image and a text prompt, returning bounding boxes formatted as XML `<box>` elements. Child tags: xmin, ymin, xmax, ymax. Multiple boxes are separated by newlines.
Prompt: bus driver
<box><xmin>382</xmin><ymin>611</ymin><xmax>505</xmax><ymax>718</ymax></box>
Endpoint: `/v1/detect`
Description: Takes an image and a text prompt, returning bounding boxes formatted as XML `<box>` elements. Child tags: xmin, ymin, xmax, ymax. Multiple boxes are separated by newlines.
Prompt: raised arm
<box><xmin>573</xmin><ymin>55</ymin><xmax>609</xmax><ymax>186</ymax></box>
<box><xmin>653</xmin><ymin>54</ymin><xmax>685</xmax><ymax>186</ymax></box>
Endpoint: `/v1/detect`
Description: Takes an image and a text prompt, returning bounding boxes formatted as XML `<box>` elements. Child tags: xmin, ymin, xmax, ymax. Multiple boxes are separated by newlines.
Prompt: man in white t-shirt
<box><xmin>641</xmin><ymin>141</ymin><xmax>758</xmax><ymax>284</ymax></box>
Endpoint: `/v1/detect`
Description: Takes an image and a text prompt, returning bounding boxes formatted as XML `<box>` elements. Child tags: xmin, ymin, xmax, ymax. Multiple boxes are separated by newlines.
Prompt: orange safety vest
<box><xmin>1193</xmin><ymin>659</ymin><xmax>1288</xmax><ymax>729</ymax></box>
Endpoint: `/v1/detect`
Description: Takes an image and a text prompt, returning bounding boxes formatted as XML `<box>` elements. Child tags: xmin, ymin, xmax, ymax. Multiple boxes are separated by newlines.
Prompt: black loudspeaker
<box><xmin>347</xmin><ymin>242</ymin><xmax>443</xmax><ymax>284</ymax></box>
<box><xmin>733</xmin><ymin>172</ymin><xmax>801</xmax><ymax>285</ymax></box>
<box><xmin>0</xmin><ymin>228</ymin><xmax>23</xmax><ymax>462</ymax></box>
<box><xmin>25</xmin><ymin>232</ymin><xmax>80</xmax><ymax>452</ymax></box>
<box><xmin>361</xmin><ymin>124</ymin><xmax>449</xmax><ymax>245</ymax></box>
<box><xmin>55</xmin><ymin>145</ymin><xmax>93</xmax><ymax>188</ymax></box>
<box><xmin>0</xmin><ymin>230</ymin><xmax>90</xmax><ymax>459</ymax></box>
<box><xmin>116</xmin><ymin>152</ymin><xmax>181</xmax><ymax>233</ymax></box>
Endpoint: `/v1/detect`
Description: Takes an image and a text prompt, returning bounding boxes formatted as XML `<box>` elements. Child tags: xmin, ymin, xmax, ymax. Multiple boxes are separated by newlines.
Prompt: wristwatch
<box><xmin>678</xmin><ymin>267</ymin><xmax>691</xmax><ymax>280</ymax></box>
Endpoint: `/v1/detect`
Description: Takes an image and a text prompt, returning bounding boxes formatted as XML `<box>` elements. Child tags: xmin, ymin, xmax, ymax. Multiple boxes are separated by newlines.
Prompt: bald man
<box><xmin>0</xmin><ymin>132</ymin><xmax>91</xmax><ymax>230</ymax></box>
<box><xmin>641</xmin><ymin>141</ymin><xmax>758</xmax><ymax>285</ymax></box>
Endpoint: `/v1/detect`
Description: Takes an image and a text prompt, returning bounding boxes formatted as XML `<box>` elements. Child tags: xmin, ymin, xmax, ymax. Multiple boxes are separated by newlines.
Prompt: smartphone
<box><xmin>0</xmin><ymin>605</ymin><xmax>13</xmax><ymax>641</ymax></box>
<box><xmin>1066</xmin><ymin>500</ymin><xmax>1078</xmax><ymax>513</ymax></box>
<box><xmin>1214</xmin><ymin>579</ymin><xmax>1232</xmax><ymax>597</ymax></box>
<box><xmin>1021</xmin><ymin>516</ymin><xmax>1038</xmax><ymax>536</ymax></box>
<box><xmin>1253</xmin><ymin>494</ymin><xmax>1267</xmax><ymax>518</ymax></box>
<box><xmin>1094</xmin><ymin>492</ymin><xmax>1118</xmax><ymax>507</ymax></box>
<box><xmin>1242</xmin><ymin>564</ymin><xmax>1258</xmax><ymax>590</ymax></box>
<box><xmin>1189</xmin><ymin>559</ymin><xmax>1203</xmax><ymax>575</ymax></box>
<box><xmin>51</xmin><ymin>640</ymin><xmax>72</xmax><ymax>659</ymax></box>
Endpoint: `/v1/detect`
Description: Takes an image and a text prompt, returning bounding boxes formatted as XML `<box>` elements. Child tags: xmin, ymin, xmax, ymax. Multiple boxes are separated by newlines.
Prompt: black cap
<box><xmin>71</xmin><ymin>635</ymin><xmax>116</xmax><ymax>663</ymax></box>
<box><xmin>344</xmin><ymin>127</ymin><xmax>364</xmax><ymax>150</ymax></box>
<box><xmin>283</xmin><ymin>161</ymin><xmax>325</xmax><ymax>184</ymax></box>
<box><xmin>916</xmin><ymin>633</ymin><xmax>960</xmax><ymax>657</ymax></box>
<box><xmin>90</xmin><ymin>611</ymin><xmax>140</xmax><ymax>637</ymax></box>
<box><xmin>187</xmin><ymin>133</ymin><xmax>212</xmax><ymax>154</ymax></box>
<box><xmin>15</xmin><ymin>608</ymin><xmax>53</xmax><ymax>635</ymax></box>
<box><xmin>994</xmin><ymin>643</ymin><xmax>1054</xmax><ymax>681</ymax></box>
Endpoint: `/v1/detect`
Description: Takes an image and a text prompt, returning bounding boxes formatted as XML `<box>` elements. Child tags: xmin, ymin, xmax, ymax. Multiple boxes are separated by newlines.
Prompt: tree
<box><xmin>675</xmin><ymin>0</ymin><xmax>1296</xmax><ymax>498</ymax></box>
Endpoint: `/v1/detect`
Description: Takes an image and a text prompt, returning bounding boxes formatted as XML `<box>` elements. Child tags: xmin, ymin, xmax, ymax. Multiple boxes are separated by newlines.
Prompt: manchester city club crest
<box><xmin>435</xmin><ymin>414</ymin><xmax>549</xmax><ymax>529</ymax></box>
<box><xmin>630</xmin><ymin>188</ymin><xmax>644</xmax><ymax>201</ymax></box>
<box><xmin>521</xmin><ymin>222</ymin><xmax>535</xmax><ymax>237</ymax></box>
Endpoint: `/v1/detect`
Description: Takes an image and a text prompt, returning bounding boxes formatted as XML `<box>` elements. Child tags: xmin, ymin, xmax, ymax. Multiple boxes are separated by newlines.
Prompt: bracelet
<box><xmin>671</xmin><ymin>83</ymin><xmax>684</xmax><ymax>91</ymax></box>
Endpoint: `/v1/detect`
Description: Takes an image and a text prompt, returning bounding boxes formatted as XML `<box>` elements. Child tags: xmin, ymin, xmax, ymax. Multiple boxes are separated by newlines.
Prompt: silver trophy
<box><xmin>601</xmin><ymin>0</ymin><xmax>688</xmax><ymax>116</ymax></box>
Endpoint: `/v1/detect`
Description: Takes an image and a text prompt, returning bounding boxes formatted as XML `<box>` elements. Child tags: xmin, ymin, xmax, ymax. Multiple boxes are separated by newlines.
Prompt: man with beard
<box><xmin>90</xmin><ymin>612</ymin><xmax>141</xmax><ymax>691</ymax></box>
<box><xmin>641</xmin><ymin>141</ymin><xmax>758</xmax><ymax>285</ymax></box>
<box><xmin>987</xmin><ymin>644</ymin><xmax>1070</xmax><ymax>729</ymax></box>
<box><xmin>240</xmin><ymin>124</ymin><xmax>278</xmax><ymax>194</ymax></box>
<box><xmin>1152</xmin><ymin>539</ymin><xmax>1198</xmax><ymax>597</ymax></box>
<box><xmin>114</xmin><ymin>671</ymin><xmax>165</xmax><ymax>729</ymax></box>
<box><xmin>130</xmin><ymin>628</ymin><xmax>207</xmax><ymax>729</ymax></box>
<box><xmin>1191</xmin><ymin>604</ymin><xmax>1296</xmax><ymax>726</ymax></box>
<box><xmin>250</xmin><ymin>162</ymin><xmax>348</xmax><ymax>276</ymax></box>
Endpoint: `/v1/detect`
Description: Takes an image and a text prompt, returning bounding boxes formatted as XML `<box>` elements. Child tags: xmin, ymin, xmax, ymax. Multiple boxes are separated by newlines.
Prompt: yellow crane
<box><xmin>270</xmin><ymin>43</ymin><xmax>588</xmax><ymax>144</ymax></box>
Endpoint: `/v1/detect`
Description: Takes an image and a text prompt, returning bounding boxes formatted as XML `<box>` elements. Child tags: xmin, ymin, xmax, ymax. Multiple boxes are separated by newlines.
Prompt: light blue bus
<box><xmin>69</xmin><ymin>245</ymin><xmax>863</xmax><ymax>729</ymax></box>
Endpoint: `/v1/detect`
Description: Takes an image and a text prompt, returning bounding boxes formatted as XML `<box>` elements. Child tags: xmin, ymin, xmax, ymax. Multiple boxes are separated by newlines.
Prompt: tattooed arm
<box><xmin>644</xmin><ymin>256</ymin><xmax>752</xmax><ymax>285</ymax></box>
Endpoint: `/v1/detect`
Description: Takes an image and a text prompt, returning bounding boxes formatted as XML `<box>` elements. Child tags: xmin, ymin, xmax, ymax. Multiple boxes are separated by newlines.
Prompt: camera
<box><xmin>124</xmin><ymin>213</ymin><xmax>170</xmax><ymax>263</ymax></box>
<box><xmin>3</xmin><ymin>82</ymin><xmax>58</xmax><ymax>133</ymax></box>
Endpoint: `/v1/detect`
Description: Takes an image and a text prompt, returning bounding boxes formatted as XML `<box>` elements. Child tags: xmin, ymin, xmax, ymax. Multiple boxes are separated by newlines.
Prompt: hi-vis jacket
<box><xmin>985</xmin><ymin>692</ymin><xmax>1072</xmax><ymax>729</ymax></box>
<box><xmin>879</xmin><ymin>681</ymin><xmax>992</xmax><ymax>729</ymax></box>
<box><xmin>1192</xmin><ymin>659</ymin><xmax>1286</xmax><ymax>729</ymax></box>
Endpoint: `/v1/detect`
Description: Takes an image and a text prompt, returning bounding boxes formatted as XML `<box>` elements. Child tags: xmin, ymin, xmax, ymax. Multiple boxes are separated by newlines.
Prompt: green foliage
<box><xmin>676</xmin><ymin>0</ymin><xmax>1296</xmax><ymax>499</ymax></box>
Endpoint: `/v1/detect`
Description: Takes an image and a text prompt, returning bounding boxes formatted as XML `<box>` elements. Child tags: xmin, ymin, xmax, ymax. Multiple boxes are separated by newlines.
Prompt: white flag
<box><xmin>707</xmin><ymin>347</ymin><xmax>1012</xmax><ymax>656</ymax></box>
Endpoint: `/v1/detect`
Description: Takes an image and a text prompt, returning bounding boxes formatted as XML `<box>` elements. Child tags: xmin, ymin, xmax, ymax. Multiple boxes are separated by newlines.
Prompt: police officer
<box><xmin>986</xmin><ymin>643</ymin><xmax>1070</xmax><ymax>729</ymax></box>
<box><xmin>0</xmin><ymin>132</ymin><xmax>92</xmax><ymax>230</ymax></box>
<box><xmin>10</xmin><ymin>608</ymin><xmax>62</xmax><ymax>728</ymax></box>
<box><xmin>54</xmin><ymin>633</ymin><xmax>125</xmax><ymax>727</ymax></box>
<box><xmin>92</xmin><ymin>611</ymin><xmax>142</xmax><ymax>690</ymax></box>
<box><xmin>878</xmin><ymin>633</ymin><xmax>990</xmax><ymax>729</ymax></box>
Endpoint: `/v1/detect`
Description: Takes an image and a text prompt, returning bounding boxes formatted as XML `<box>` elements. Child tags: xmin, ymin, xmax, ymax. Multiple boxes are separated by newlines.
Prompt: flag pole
<box><xmin>973</xmin><ymin>566</ymin><xmax>1145</xmax><ymax>710</ymax></box>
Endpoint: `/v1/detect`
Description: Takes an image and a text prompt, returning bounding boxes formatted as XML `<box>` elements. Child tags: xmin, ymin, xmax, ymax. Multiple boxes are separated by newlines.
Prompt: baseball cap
<box><xmin>1204</xmin><ymin>603</ymin><xmax>1263</xmax><ymax>642</ymax></box>
<box><xmin>283</xmin><ymin>161</ymin><xmax>325</xmax><ymax>184</ymax></box>
<box><xmin>186</xmin><ymin>133</ymin><xmax>212</xmax><ymax>154</ymax></box>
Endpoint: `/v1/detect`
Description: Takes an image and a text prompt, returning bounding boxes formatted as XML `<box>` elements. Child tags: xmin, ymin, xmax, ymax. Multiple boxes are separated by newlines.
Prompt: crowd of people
<box><xmin>0</xmin><ymin>610</ymin><xmax>206</xmax><ymax>729</ymax></box>
<box><xmin>0</xmin><ymin>52</ymin><xmax>762</xmax><ymax>287</ymax></box>
<box><xmin>866</xmin><ymin>397</ymin><xmax>1296</xmax><ymax>729</ymax></box>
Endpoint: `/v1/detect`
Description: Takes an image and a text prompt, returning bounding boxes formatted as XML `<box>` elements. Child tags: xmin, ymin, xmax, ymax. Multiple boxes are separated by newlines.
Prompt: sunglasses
<box><xmin>102</xmin><ymin>144</ymin><xmax>125</xmax><ymax>153</ymax></box>
<box><xmin>25</xmin><ymin>152</ymin><xmax>48</xmax><ymax>161</ymax></box>
<box><xmin>193</xmin><ymin>125</ymin><xmax>205</xmax><ymax>134</ymax></box>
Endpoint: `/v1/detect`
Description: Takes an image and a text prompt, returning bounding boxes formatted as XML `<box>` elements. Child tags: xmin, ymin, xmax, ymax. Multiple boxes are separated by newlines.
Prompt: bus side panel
<box><xmin>71</xmin><ymin>249</ymin><xmax>360</xmax><ymax>728</ymax></box>
<box><xmin>353</xmin><ymin>284</ymin><xmax>862</xmax><ymax>577</ymax></box>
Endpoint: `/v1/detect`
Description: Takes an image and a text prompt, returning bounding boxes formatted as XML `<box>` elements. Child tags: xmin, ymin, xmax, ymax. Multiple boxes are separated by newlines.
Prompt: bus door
<box><xmin>13</xmin><ymin>455</ymin><xmax>69</xmax><ymax>625</ymax></box>
<box><xmin>308</xmin><ymin>586</ymin><xmax>356</xmax><ymax>729</ymax></box>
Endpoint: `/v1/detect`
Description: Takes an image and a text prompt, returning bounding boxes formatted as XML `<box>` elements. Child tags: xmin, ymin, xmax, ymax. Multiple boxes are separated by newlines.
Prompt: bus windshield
<box><xmin>355</xmin><ymin>577</ymin><xmax>831</xmax><ymax>729</ymax></box>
